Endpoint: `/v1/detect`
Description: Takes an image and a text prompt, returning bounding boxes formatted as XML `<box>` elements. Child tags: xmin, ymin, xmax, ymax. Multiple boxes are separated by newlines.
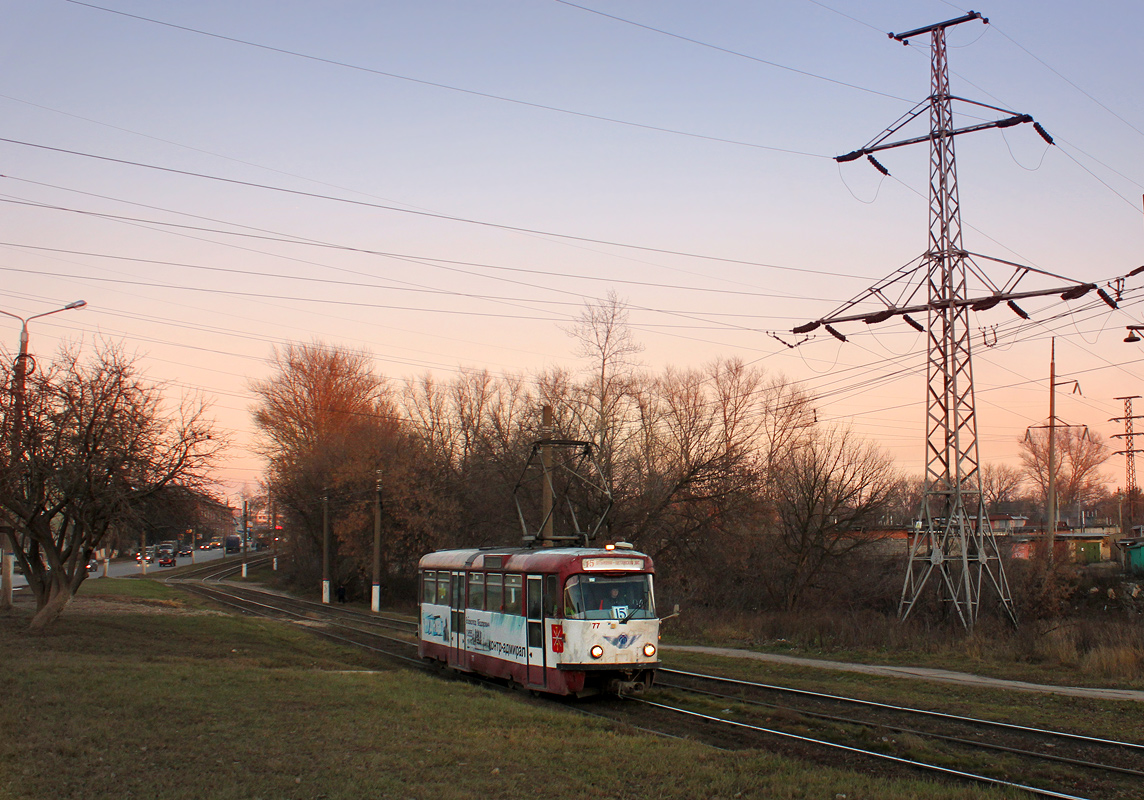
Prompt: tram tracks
<box><xmin>160</xmin><ymin>570</ymin><xmax>1141</xmax><ymax>799</ymax></box>
<box><xmin>613</xmin><ymin>669</ymin><xmax>1143</xmax><ymax>800</ymax></box>
<box><xmin>164</xmin><ymin>560</ymin><xmax>422</xmax><ymax>665</ymax></box>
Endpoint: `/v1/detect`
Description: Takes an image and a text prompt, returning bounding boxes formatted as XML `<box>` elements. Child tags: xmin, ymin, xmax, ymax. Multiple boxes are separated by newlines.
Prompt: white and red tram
<box><xmin>418</xmin><ymin>544</ymin><xmax>660</xmax><ymax>696</ymax></box>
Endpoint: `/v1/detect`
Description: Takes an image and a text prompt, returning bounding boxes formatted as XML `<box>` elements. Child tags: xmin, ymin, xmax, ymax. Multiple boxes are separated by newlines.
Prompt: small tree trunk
<box><xmin>29</xmin><ymin>582</ymin><xmax>73</xmax><ymax>632</ymax></box>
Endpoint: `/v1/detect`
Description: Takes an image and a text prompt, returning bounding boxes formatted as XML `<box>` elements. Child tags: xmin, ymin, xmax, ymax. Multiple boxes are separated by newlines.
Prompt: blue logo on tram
<box><xmin>603</xmin><ymin>633</ymin><xmax>641</xmax><ymax>650</ymax></box>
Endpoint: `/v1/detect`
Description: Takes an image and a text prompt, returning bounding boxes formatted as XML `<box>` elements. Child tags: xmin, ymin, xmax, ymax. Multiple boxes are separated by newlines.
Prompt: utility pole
<box><xmin>321</xmin><ymin>492</ymin><xmax>330</xmax><ymax>604</ymax></box>
<box><xmin>1</xmin><ymin>300</ymin><xmax>87</xmax><ymax>610</ymax></box>
<box><xmin>1026</xmin><ymin>339</ymin><xmax>1082</xmax><ymax>561</ymax></box>
<box><xmin>241</xmin><ymin>499</ymin><xmax>248</xmax><ymax>579</ymax></box>
<box><xmin>540</xmin><ymin>404</ymin><xmax>555</xmax><ymax>547</ymax></box>
<box><xmin>372</xmin><ymin>471</ymin><xmax>382</xmax><ymax>613</ymax></box>
<box><xmin>1111</xmin><ymin>395</ymin><xmax>1143</xmax><ymax>550</ymax></box>
<box><xmin>1047</xmin><ymin>342</ymin><xmax>1058</xmax><ymax>558</ymax></box>
<box><xmin>793</xmin><ymin>12</ymin><xmax>1106</xmax><ymax>627</ymax></box>
<box><xmin>270</xmin><ymin>495</ymin><xmax>278</xmax><ymax>571</ymax></box>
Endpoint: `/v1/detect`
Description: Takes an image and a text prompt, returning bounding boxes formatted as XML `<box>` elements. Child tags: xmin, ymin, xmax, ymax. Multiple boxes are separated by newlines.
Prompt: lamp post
<box><xmin>0</xmin><ymin>300</ymin><xmax>87</xmax><ymax>610</ymax></box>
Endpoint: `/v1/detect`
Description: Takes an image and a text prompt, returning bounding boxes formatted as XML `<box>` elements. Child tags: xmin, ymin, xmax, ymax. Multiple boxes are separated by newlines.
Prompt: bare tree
<box><xmin>764</xmin><ymin>426</ymin><xmax>899</xmax><ymax>611</ymax></box>
<box><xmin>252</xmin><ymin>341</ymin><xmax>452</xmax><ymax>599</ymax></box>
<box><xmin>980</xmin><ymin>462</ymin><xmax>1025</xmax><ymax>514</ymax></box>
<box><xmin>563</xmin><ymin>292</ymin><xmax>643</xmax><ymax>481</ymax></box>
<box><xmin>1019</xmin><ymin>427</ymin><xmax>1113</xmax><ymax>515</ymax></box>
<box><xmin>0</xmin><ymin>343</ymin><xmax>221</xmax><ymax>629</ymax></box>
<box><xmin>879</xmin><ymin>475</ymin><xmax>925</xmax><ymax>528</ymax></box>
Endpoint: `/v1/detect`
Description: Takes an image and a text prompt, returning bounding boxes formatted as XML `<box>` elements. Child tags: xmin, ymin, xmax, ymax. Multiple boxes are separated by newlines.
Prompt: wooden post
<box><xmin>541</xmin><ymin>404</ymin><xmax>554</xmax><ymax>547</ymax></box>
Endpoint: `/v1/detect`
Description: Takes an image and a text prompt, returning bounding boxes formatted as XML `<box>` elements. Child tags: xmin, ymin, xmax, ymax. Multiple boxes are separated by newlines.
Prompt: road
<box><xmin>8</xmin><ymin>547</ymin><xmax>248</xmax><ymax>592</ymax></box>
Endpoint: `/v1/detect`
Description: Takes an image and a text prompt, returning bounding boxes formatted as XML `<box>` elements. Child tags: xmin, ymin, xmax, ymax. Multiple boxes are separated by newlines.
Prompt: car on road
<box><xmin>87</xmin><ymin>558</ymin><xmax>99</xmax><ymax>572</ymax></box>
<box><xmin>178</xmin><ymin>546</ymin><xmax>192</xmax><ymax>557</ymax></box>
<box><xmin>136</xmin><ymin>548</ymin><xmax>155</xmax><ymax>564</ymax></box>
<box><xmin>158</xmin><ymin>553</ymin><xmax>176</xmax><ymax>567</ymax></box>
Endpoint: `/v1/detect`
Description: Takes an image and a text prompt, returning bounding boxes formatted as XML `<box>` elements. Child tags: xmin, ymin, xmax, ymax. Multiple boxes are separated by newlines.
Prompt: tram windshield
<box><xmin>563</xmin><ymin>574</ymin><xmax>655</xmax><ymax>621</ymax></box>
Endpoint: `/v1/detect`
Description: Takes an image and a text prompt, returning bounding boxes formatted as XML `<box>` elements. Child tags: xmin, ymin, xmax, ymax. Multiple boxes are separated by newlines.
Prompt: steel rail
<box><xmin>658</xmin><ymin>679</ymin><xmax>1144</xmax><ymax>780</ymax></box>
<box><xmin>179</xmin><ymin>582</ymin><xmax>420</xmax><ymax>658</ymax></box>
<box><xmin>166</xmin><ymin>556</ymin><xmax>273</xmax><ymax>583</ymax></box>
<box><xmin>630</xmin><ymin>697</ymin><xmax>1091</xmax><ymax>800</ymax></box>
<box><xmin>661</xmin><ymin>667</ymin><xmax>1144</xmax><ymax>753</ymax></box>
<box><xmin>203</xmin><ymin>582</ymin><xmax>418</xmax><ymax>634</ymax></box>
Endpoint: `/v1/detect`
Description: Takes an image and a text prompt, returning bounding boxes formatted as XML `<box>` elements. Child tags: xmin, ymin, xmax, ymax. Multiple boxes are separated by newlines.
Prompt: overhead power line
<box><xmin>63</xmin><ymin>0</ymin><xmax>829</xmax><ymax>158</ymax></box>
<box><xmin>0</xmin><ymin>136</ymin><xmax>849</xmax><ymax>275</ymax></box>
<box><xmin>553</xmin><ymin>0</ymin><xmax>912</xmax><ymax>103</ymax></box>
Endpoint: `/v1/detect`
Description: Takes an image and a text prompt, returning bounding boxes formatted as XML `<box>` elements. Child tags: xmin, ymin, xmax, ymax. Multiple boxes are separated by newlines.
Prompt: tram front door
<box><xmin>525</xmin><ymin>574</ymin><xmax>545</xmax><ymax>687</ymax></box>
<box><xmin>448</xmin><ymin>571</ymin><xmax>466</xmax><ymax>669</ymax></box>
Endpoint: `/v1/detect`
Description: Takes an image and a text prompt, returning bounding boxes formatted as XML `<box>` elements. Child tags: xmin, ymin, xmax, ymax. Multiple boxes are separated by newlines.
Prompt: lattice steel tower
<box><xmin>1112</xmin><ymin>396</ymin><xmax>1142</xmax><ymax>535</ymax></box>
<box><xmin>896</xmin><ymin>14</ymin><xmax>1012</xmax><ymax>627</ymax></box>
<box><xmin>794</xmin><ymin>12</ymin><xmax>1105</xmax><ymax>627</ymax></box>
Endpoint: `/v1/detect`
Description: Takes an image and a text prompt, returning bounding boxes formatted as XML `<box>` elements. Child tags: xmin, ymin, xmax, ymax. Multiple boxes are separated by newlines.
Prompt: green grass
<box><xmin>660</xmin><ymin>649</ymin><xmax>1144</xmax><ymax>745</ymax></box>
<box><xmin>0</xmin><ymin>581</ymin><xmax>1028</xmax><ymax>800</ymax></box>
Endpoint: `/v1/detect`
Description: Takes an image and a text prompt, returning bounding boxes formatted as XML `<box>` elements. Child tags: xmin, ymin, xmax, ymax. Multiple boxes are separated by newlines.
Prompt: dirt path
<box><xmin>663</xmin><ymin>644</ymin><xmax>1144</xmax><ymax>702</ymax></box>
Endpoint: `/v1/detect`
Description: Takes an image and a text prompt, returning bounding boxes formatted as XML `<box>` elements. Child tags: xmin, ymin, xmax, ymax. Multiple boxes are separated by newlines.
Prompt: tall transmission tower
<box><xmin>1111</xmin><ymin>395</ymin><xmax>1143</xmax><ymax>538</ymax></box>
<box><xmin>793</xmin><ymin>12</ymin><xmax>1108</xmax><ymax>628</ymax></box>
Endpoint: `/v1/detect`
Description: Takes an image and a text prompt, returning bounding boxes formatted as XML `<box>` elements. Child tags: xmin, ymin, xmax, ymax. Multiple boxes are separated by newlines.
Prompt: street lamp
<box><xmin>0</xmin><ymin>300</ymin><xmax>87</xmax><ymax>610</ymax></box>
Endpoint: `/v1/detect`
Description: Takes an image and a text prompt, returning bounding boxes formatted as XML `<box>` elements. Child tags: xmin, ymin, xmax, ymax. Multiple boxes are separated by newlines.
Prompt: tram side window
<box><xmin>526</xmin><ymin>577</ymin><xmax>542</xmax><ymax>620</ymax></box>
<box><xmin>436</xmin><ymin>573</ymin><xmax>450</xmax><ymax>605</ymax></box>
<box><xmin>422</xmin><ymin>571</ymin><xmax>436</xmax><ymax>604</ymax></box>
<box><xmin>504</xmin><ymin>574</ymin><xmax>523</xmax><ymax>615</ymax></box>
<box><xmin>544</xmin><ymin>574</ymin><xmax>558</xmax><ymax>618</ymax></box>
<box><xmin>486</xmin><ymin>573</ymin><xmax>503</xmax><ymax>613</ymax></box>
<box><xmin>468</xmin><ymin>572</ymin><xmax>485</xmax><ymax>610</ymax></box>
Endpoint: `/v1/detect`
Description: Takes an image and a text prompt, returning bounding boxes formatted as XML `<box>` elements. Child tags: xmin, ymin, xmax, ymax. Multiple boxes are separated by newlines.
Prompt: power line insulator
<box><xmin>867</xmin><ymin>155</ymin><xmax>890</xmax><ymax>176</ymax></box>
<box><xmin>1128</xmin><ymin>265</ymin><xmax>1144</xmax><ymax>278</ymax></box>
<box><xmin>864</xmin><ymin>309</ymin><xmax>896</xmax><ymax>324</ymax></box>
<box><xmin>1033</xmin><ymin>122</ymin><xmax>1054</xmax><ymax>145</ymax></box>
<box><xmin>1097</xmin><ymin>288</ymin><xmax>1119</xmax><ymax>309</ymax></box>
<box><xmin>1060</xmin><ymin>283</ymin><xmax>1095</xmax><ymax>301</ymax></box>
<box><xmin>970</xmin><ymin>296</ymin><xmax>1002</xmax><ymax>311</ymax></box>
<box><xmin>835</xmin><ymin>150</ymin><xmax>864</xmax><ymax>163</ymax></box>
<box><xmin>902</xmin><ymin>314</ymin><xmax>925</xmax><ymax>332</ymax></box>
<box><xmin>792</xmin><ymin>320</ymin><xmax>821</xmax><ymax>334</ymax></box>
<box><xmin>1007</xmin><ymin>300</ymin><xmax>1030</xmax><ymax>319</ymax></box>
<box><xmin>824</xmin><ymin>324</ymin><xmax>847</xmax><ymax>342</ymax></box>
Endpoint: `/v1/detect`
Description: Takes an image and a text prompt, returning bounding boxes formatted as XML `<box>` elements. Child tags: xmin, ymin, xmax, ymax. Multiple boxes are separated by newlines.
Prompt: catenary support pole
<box><xmin>372</xmin><ymin>472</ymin><xmax>382</xmax><ymax>613</ymax></box>
<box><xmin>322</xmin><ymin>492</ymin><xmax>330</xmax><ymax>604</ymax></box>
<box><xmin>1047</xmin><ymin>339</ymin><xmax>1057</xmax><ymax>560</ymax></box>
<box><xmin>241</xmin><ymin>499</ymin><xmax>248</xmax><ymax>578</ymax></box>
<box><xmin>540</xmin><ymin>404</ymin><xmax>554</xmax><ymax>547</ymax></box>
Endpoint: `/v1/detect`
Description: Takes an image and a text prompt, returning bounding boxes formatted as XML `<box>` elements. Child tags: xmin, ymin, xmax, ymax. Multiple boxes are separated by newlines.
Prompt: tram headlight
<box><xmin>643</xmin><ymin>643</ymin><xmax>657</xmax><ymax>658</ymax></box>
<box><xmin>590</xmin><ymin>645</ymin><xmax>604</xmax><ymax>659</ymax></box>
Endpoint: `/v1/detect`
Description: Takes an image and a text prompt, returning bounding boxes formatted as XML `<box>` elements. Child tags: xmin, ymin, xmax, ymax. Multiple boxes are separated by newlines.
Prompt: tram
<box><xmin>418</xmin><ymin>543</ymin><xmax>660</xmax><ymax>696</ymax></box>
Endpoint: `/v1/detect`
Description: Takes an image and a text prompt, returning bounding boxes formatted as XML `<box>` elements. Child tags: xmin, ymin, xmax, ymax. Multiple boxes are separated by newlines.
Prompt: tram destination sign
<box><xmin>581</xmin><ymin>557</ymin><xmax>643</xmax><ymax>571</ymax></box>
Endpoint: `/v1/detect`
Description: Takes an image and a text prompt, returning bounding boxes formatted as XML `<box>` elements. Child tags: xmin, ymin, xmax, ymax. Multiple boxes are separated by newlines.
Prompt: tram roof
<box><xmin>418</xmin><ymin>546</ymin><xmax>653</xmax><ymax>573</ymax></box>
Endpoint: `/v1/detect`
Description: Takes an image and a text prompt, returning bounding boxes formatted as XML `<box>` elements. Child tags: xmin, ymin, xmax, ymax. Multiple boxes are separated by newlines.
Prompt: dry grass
<box><xmin>1080</xmin><ymin>646</ymin><xmax>1144</xmax><ymax>679</ymax></box>
<box><xmin>665</xmin><ymin>605</ymin><xmax>1144</xmax><ymax>687</ymax></box>
<box><xmin>1</xmin><ymin>579</ymin><xmax>1019</xmax><ymax>800</ymax></box>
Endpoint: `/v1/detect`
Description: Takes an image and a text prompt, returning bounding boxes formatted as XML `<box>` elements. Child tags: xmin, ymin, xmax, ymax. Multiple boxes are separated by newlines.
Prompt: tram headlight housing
<box><xmin>643</xmin><ymin>643</ymin><xmax>656</xmax><ymax>658</ymax></box>
<box><xmin>590</xmin><ymin>645</ymin><xmax>604</xmax><ymax>659</ymax></box>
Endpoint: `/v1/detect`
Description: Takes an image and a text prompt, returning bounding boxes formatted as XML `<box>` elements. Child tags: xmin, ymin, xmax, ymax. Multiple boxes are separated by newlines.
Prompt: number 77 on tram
<box><xmin>418</xmin><ymin>544</ymin><xmax>660</xmax><ymax>697</ymax></box>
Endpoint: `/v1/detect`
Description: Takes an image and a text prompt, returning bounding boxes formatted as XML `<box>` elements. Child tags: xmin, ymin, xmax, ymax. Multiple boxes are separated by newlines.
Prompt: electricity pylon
<box><xmin>793</xmin><ymin>12</ymin><xmax>1108</xmax><ymax>628</ymax></box>
<box><xmin>1111</xmin><ymin>395</ymin><xmax>1143</xmax><ymax>538</ymax></box>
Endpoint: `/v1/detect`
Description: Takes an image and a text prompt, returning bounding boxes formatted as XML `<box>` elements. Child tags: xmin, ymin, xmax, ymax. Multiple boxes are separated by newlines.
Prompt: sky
<box><xmin>1</xmin><ymin>0</ymin><xmax>1141</xmax><ymax>500</ymax></box>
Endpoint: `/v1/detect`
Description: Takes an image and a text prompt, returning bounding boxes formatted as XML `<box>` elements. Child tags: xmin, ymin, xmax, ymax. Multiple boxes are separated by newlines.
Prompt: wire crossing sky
<box><xmin>0</xmin><ymin>0</ymin><xmax>1141</xmax><ymax>493</ymax></box>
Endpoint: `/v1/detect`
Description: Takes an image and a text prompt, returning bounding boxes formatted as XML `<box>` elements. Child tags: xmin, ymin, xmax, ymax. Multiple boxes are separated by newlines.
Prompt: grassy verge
<box><xmin>663</xmin><ymin>608</ymin><xmax>1144</xmax><ymax>690</ymax></box>
<box><xmin>0</xmin><ymin>580</ymin><xmax>1027</xmax><ymax>800</ymax></box>
<box><xmin>660</xmin><ymin>649</ymin><xmax>1143</xmax><ymax>744</ymax></box>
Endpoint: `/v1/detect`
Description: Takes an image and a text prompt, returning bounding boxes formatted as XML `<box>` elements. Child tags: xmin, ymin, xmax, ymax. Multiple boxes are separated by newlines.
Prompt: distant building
<box><xmin>988</xmin><ymin>514</ymin><xmax>1028</xmax><ymax>532</ymax></box>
